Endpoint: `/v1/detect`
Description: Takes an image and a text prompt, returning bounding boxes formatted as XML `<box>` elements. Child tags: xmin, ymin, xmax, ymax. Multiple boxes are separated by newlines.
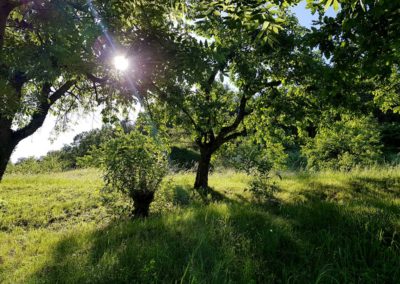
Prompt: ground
<box><xmin>0</xmin><ymin>168</ymin><xmax>399</xmax><ymax>283</ymax></box>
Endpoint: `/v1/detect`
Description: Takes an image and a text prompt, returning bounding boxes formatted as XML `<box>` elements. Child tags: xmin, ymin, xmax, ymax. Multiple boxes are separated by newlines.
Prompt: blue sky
<box><xmin>10</xmin><ymin>1</ymin><xmax>337</xmax><ymax>162</ymax></box>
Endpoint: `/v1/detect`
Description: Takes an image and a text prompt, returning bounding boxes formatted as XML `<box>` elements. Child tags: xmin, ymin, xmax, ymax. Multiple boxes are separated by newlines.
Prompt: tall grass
<box><xmin>0</xmin><ymin>167</ymin><xmax>399</xmax><ymax>283</ymax></box>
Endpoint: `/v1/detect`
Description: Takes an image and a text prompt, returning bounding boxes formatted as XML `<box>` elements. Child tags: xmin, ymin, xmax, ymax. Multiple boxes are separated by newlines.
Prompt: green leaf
<box><xmin>261</xmin><ymin>21</ymin><xmax>270</xmax><ymax>31</ymax></box>
<box><xmin>324</xmin><ymin>0</ymin><xmax>333</xmax><ymax>12</ymax></box>
<box><xmin>359</xmin><ymin>0</ymin><xmax>366</xmax><ymax>11</ymax></box>
<box><xmin>333</xmin><ymin>0</ymin><xmax>339</xmax><ymax>11</ymax></box>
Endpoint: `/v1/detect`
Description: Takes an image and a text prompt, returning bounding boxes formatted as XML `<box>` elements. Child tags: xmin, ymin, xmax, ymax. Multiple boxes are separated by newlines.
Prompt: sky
<box><xmin>10</xmin><ymin>1</ymin><xmax>336</xmax><ymax>162</ymax></box>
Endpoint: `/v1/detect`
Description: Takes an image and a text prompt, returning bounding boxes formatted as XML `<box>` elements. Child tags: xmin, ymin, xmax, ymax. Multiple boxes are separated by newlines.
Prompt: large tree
<box><xmin>138</xmin><ymin>1</ymin><xmax>325</xmax><ymax>192</ymax></box>
<box><xmin>0</xmin><ymin>0</ymin><xmax>102</xmax><ymax>180</ymax></box>
<box><xmin>0</xmin><ymin>0</ymin><xmax>179</xmax><ymax>180</ymax></box>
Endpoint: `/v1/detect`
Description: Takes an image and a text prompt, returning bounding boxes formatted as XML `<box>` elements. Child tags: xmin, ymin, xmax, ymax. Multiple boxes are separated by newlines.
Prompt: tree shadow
<box><xmin>29</xmin><ymin>204</ymin><xmax>298</xmax><ymax>283</ymax></box>
<box><xmin>29</xmin><ymin>193</ymin><xmax>400</xmax><ymax>283</ymax></box>
<box><xmin>292</xmin><ymin>176</ymin><xmax>400</xmax><ymax>216</ymax></box>
<box><xmin>26</xmin><ymin>173</ymin><xmax>400</xmax><ymax>283</ymax></box>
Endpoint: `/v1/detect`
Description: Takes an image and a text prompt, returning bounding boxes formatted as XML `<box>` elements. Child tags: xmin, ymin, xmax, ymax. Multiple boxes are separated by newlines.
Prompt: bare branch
<box><xmin>217</xmin><ymin>94</ymin><xmax>248</xmax><ymax>140</ymax></box>
<box><xmin>221</xmin><ymin>129</ymin><xmax>247</xmax><ymax>144</ymax></box>
<box><xmin>149</xmin><ymin>82</ymin><xmax>207</xmax><ymax>136</ymax></box>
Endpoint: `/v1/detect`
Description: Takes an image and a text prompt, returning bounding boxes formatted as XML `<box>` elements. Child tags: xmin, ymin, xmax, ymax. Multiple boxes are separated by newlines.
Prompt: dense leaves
<box><xmin>99</xmin><ymin>130</ymin><xmax>168</xmax><ymax>217</ymax></box>
<box><xmin>302</xmin><ymin>115</ymin><xmax>382</xmax><ymax>170</ymax></box>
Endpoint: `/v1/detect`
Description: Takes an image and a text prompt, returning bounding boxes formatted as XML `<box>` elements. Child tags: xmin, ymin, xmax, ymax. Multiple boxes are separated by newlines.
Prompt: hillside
<box><xmin>1</xmin><ymin>168</ymin><xmax>400</xmax><ymax>283</ymax></box>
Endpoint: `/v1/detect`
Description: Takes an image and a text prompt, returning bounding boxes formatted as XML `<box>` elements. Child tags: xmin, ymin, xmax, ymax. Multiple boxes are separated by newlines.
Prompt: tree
<box><xmin>302</xmin><ymin>114</ymin><xmax>382</xmax><ymax>170</ymax></box>
<box><xmin>0</xmin><ymin>0</ymin><xmax>102</xmax><ymax>180</ymax></box>
<box><xmin>139</xmin><ymin>1</ymin><xmax>323</xmax><ymax>193</ymax></box>
<box><xmin>307</xmin><ymin>0</ymin><xmax>400</xmax><ymax>112</ymax></box>
<box><xmin>0</xmin><ymin>0</ymin><xmax>177</xmax><ymax>181</ymax></box>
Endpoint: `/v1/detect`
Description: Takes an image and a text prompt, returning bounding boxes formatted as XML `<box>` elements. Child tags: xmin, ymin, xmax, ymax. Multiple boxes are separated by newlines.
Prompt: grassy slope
<box><xmin>0</xmin><ymin>168</ymin><xmax>399</xmax><ymax>283</ymax></box>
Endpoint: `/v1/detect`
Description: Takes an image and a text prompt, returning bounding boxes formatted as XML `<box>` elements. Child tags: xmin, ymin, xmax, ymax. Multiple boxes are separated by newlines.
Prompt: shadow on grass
<box><xmin>294</xmin><ymin>176</ymin><xmax>400</xmax><ymax>215</ymax></box>
<box><xmin>30</xmin><ymin>204</ymin><xmax>297</xmax><ymax>283</ymax></box>
<box><xmin>30</xmin><ymin>193</ymin><xmax>400</xmax><ymax>283</ymax></box>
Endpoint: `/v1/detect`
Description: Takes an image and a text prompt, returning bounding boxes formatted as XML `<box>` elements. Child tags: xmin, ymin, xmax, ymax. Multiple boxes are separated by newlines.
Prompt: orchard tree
<box><xmin>100</xmin><ymin>130</ymin><xmax>168</xmax><ymax>218</ymax></box>
<box><xmin>0</xmin><ymin>0</ymin><xmax>180</xmax><ymax>181</ymax></box>
<box><xmin>138</xmin><ymin>1</ymin><xmax>327</xmax><ymax>192</ymax></box>
<box><xmin>0</xmin><ymin>0</ymin><xmax>104</xmax><ymax>180</ymax></box>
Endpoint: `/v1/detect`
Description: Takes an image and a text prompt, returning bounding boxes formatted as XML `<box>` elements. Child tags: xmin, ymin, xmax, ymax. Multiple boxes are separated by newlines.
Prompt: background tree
<box><xmin>304</xmin><ymin>0</ymin><xmax>400</xmax><ymax>159</ymax></box>
<box><xmin>302</xmin><ymin>114</ymin><xmax>382</xmax><ymax>170</ymax></box>
<box><xmin>307</xmin><ymin>0</ymin><xmax>400</xmax><ymax>113</ymax></box>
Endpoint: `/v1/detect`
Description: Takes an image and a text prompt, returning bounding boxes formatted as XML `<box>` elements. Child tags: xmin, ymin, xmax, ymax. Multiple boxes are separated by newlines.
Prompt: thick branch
<box><xmin>221</xmin><ymin>129</ymin><xmax>247</xmax><ymax>144</ymax></box>
<box><xmin>0</xmin><ymin>2</ymin><xmax>14</xmax><ymax>49</ymax></box>
<box><xmin>13</xmin><ymin>80</ymin><xmax>75</xmax><ymax>141</ymax></box>
<box><xmin>203</xmin><ymin>50</ymin><xmax>236</xmax><ymax>95</ymax></box>
<box><xmin>217</xmin><ymin>94</ymin><xmax>248</xmax><ymax>140</ymax></box>
<box><xmin>86</xmin><ymin>73</ymin><xmax>109</xmax><ymax>84</ymax></box>
<box><xmin>0</xmin><ymin>0</ymin><xmax>33</xmax><ymax>49</ymax></box>
<box><xmin>214</xmin><ymin>80</ymin><xmax>281</xmax><ymax>146</ymax></box>
<box><xmin>149</xmin><ymin>82</ymin><xmax>206</xmax><ymax>136</ymax></box>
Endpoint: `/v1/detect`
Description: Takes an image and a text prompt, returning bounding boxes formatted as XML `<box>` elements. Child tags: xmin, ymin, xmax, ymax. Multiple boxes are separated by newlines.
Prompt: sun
<box><xmin>113</xmin><ymin>55</ymin><xmax>129</xmax><ymax>71</ymax></box>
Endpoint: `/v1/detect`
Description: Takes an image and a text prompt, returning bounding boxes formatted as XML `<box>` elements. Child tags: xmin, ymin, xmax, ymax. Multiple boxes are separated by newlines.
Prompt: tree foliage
<box><xmin>302</xmin><ymin>115</ymin><xmax>382</xmax><ymax>170</ymax></box>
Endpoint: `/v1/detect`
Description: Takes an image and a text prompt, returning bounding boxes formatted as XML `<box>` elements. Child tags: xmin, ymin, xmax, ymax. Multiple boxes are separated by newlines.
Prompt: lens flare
<box><xmin>113</xmin><ymin>55</ymin><xmax>129</xmax><ymax>71</ymax></box>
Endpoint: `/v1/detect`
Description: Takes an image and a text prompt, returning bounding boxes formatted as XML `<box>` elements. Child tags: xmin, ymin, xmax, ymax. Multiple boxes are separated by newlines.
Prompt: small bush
<box><xmin>99</xmin><ymin>130</ymin><xmax>168</xmax><ymax>218</ymax></box>
<box><xmin>246</xmin><ymin>171</ymin><xmax>280</xmax><ymax>203</ymax></box>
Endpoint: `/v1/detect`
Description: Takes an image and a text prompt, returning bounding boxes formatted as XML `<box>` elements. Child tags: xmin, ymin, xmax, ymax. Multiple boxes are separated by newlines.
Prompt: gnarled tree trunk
<box><xmin>132</xmin><ymin>191</ymin><xmax>155</xmax><ymax>218</ymax></box>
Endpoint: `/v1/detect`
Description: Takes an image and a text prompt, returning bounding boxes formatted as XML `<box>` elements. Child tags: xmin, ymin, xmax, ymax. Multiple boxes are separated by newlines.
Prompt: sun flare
<box><xmin>113</xmin><ymin>55</ymin><xmax>129</xmax><ymax>71</ymax></box>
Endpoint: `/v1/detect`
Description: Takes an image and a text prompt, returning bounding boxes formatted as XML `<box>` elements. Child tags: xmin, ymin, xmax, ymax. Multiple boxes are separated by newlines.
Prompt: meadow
<box><xmin>0</xmin><ymin>168</ymin><xmax>399</xmax><ymax>283</ymax></box>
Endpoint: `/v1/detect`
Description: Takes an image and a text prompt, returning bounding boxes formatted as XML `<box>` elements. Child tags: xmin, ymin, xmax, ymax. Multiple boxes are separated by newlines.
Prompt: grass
<box><xmin>0</xmin><ymin>167</ymin><xmax>399</xmax><ymax>283</ymax></box>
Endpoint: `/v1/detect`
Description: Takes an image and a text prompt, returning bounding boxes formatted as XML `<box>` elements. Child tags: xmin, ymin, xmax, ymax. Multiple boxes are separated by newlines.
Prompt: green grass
<box><xmin>0</xmin><ymin>168</ymin><xmax>399</xmax><ymax>283</ymax></box>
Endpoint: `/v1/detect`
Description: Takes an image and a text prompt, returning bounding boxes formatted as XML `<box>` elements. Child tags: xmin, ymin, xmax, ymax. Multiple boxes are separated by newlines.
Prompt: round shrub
<box><xmin>100</xmin><ymin>130</ymin><xmax>168</xmax><ymax>218</ymax></box>
<box><xmin>302</xmin><ymin>115</ymin><xmax>382</xmax><ymax>171</ymax></box>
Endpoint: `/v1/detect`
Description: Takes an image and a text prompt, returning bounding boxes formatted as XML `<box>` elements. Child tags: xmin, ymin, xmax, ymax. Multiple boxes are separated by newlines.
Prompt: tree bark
<box><xmin>132</xmin><ymin>191</ymin><xmax>155</xmax><ymax>218</ymax></box>
<box><xmin>0</xmin><ymin>1</ymin><xmax>19</xmax><ymax>50</ymax></box>
<box><xmin>0</xmin><ymin>119</ymin><xmax>17</xmax><ymax>181</ymax></box>
<box><xmin>194</xmin><ymin>147</ymin><xmax>212</xmax><ymax>191</ymax></box>
<box><xmin>0</xmin><ymin>81</ymin><xmax>75</xmax><ymax>181</ymax></box>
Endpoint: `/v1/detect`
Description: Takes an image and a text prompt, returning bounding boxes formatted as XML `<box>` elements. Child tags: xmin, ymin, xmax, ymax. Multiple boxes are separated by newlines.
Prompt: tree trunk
<box><xmin>194</xmin><ymin>147</ymin><xmax>212</xmax><ymax>192</ymax></box>
<box><xmin>0</xmin><ymin>1</ymin><xmax>14</xmax><ymax>49</ymax></box>
<box><xmin>0</xmin><ymin>121</ymin><xmax>17</xmax><ymax>181</ymax></box>
<box><xmin>132</xmin><ymin>191</ymin><xmax>155</xmax><ymax>218</ymax></box>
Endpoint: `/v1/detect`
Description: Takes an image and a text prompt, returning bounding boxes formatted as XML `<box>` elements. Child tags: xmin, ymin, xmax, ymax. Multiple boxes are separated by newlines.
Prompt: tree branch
<box><xmin>149</xmin><ymin>82</ymin><xmax>207</xmax><ymax>137</ymax></box>
<box><xmin>217</xmin><ymin>94</ymin><xmax>248</xmax><ymax>140</ymax></box>
<box><xmin>86</xmin><ymin>73</ymin><xmax>109</xmax><ymax>84</ymax></box>
<box><xmin>221</xmin><ymin>129</ymin><xmax>247</xmax><ymax>143</ymax></box>
<box><xmin>13</xmin><ymin>80</ymin><xmax>75</xmax><ymax>141</ymax></box>
<box><xmin>203</xmin><ymin>50</ymin><xmax>236</xmax><ymax>95</ymax></box>
<box><xmin>213</xmin><ymin>80</ymin><xmax>281</xmax><ymax>147</ymax></box>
